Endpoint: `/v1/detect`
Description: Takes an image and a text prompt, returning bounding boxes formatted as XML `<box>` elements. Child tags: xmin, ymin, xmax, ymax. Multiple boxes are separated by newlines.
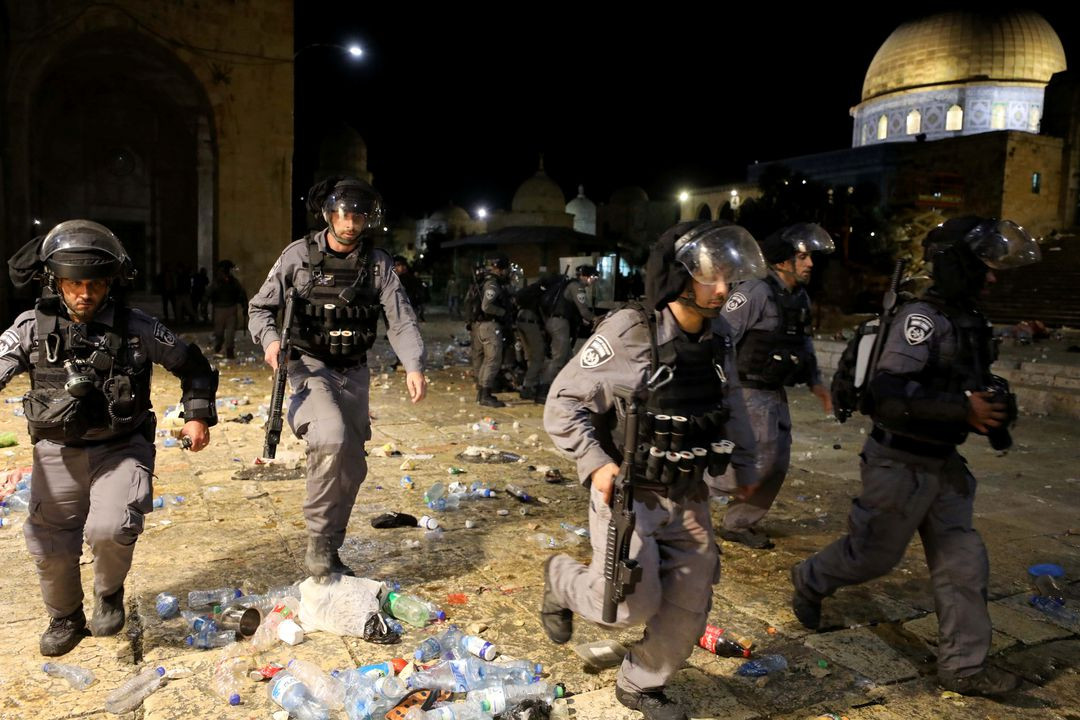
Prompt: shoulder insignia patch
<box><xmin>575</xmin><ymin>290</ymin><xmax>588</xmax><ymax>304</ymax></box>
<box><xmin>904</xmin><ymin>313</ymin><xmax>935</xmax><ymax>345</ymax></box>
<box><xmin>724</xmin><ymin>293</ymin><xmax>748</xmax><ymax>313</ymax></box>
<box><xmin>484</xmin><ymin>288</ymin><xmax>497</xmax><ymax>300</ymax></box>
<box><xmin>153</xmin><ymin>321</ymin><xmax>177</xmax><ymax>347</ymax></box>
<box><xmin>0</xmin><ymin>328</ymin><xmax>19</xmax><ymax>358</ymax></box>
<box><xmin>579</xmin><ymin>335</ymin><xmax>614</xmax><ymax>369</ymax></box>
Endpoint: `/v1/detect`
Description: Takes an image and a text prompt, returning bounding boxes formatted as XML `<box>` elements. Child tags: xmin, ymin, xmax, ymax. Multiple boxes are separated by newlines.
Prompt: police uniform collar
<box><xmin>656</xmin><ymin>306</ymin><xmax>714</xmax><ymax>345</ymax></box>
<box><xmin>317</xmin><ymin>228</ymin><xmax>362</xmax><ymax>258</ymax></box>
<box><xmin>767</xmin><ymin>268</ymin><xmax>796</xmax><ymax>294</ymax></box>
<box><xmin>60</xmin><ymin>299</ymin><xmax>117</xmax><ymax>327</ymax></box>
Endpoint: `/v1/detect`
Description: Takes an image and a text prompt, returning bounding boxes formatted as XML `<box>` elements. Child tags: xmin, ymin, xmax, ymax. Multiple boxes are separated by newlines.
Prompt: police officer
<box><xmin>791</xmin><ymin>217</ymin><xmax>1040</xmax><ymax>697</ymax></box>
<box><xmin>208</xmin><ymin>259</ymin><xmax>248</xmax><ymax>359</ymax></box>
<box><xmin>712</xmin><ymin>223</ymin><xmax>834</xmax><ymax>549</ymax></box>
<box><xmin>469</xmin><ymin>253</ymin><xmax>513</xmax><ymax>408</ymax></box>
<box><xmin>539</xmin><ymin>264</ymin><xmax>600</xmax><ymax>399</ymax></box>
<box><xmin>540</xmin><ymin>222</ymin><xmax>763</xmax><ymax>720</ymax></box>
<box><xmin>0</xmin><ymin>220</ymin><xmax>217</xmax><ymax>656</ymax></box>
<box><xmin>514</xmin><ymin>293</ymin><xmax>546</xmax><ymax>401</ymax></box>
<box><xmin>248</xmin><ymin>177</ymin><xmax>426</xmax><ymax>578</ymax></box>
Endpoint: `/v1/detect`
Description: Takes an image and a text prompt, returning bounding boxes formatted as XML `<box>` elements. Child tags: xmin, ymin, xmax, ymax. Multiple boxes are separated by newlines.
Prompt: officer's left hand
<box><xmin>811</xmin><ymin>384</ymin><xmax>833</xmax><ymax>414</ymax></box>
<box><xmin>180</xmin><ymin>420</ymin><xmax>210</xmax><ymax>452</ymax></box>
<box><xmin>406</xmin><ymin>371</ymin><xmax>427</xmax><ymax>403</ymax></box>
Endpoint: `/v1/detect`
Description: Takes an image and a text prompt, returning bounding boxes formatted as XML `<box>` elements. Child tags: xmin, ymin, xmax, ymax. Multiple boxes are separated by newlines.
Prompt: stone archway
<box><xmin>12</xmin><ymin>28</ymin><xmax>215</xmax><ymax>293</ymax></box>
<box><xmin>696</xmin><ymin>203</ymin><xmax>712</xmax><ymax>220</ymax></box>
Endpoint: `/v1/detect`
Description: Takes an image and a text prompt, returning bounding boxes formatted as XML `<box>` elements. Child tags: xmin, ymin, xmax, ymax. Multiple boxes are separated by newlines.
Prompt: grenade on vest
<box><xmin>708</xmin><ymin>440</ymin><xmax>734</xmax><ymax>476</ymax></box>
<box><xmin>660</xmin><ymin>451</ymin><xmax>680</xmax><ymax>485</ymax></box>
<box><xmin>652</xmin><ymin>414</ymin><xmax>672</xmax><ymax>451</ymax></box>
<box><xmin>669</xmin><ymin>415</ymin><xmax>688</xmax><ymax>452</ymax></box>
<box><xmin>63</xmin><ymin>360</ymin><xmax>95</xmax><ymax>398</ymax></box>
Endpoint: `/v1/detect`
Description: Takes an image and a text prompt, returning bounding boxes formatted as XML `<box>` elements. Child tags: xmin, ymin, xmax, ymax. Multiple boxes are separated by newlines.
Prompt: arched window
<box><xmin>1029</xmin><ymin>106</ymin><xmax>1041</xmax><ymax>132</ymax></box>
<box><xmin>696</xmin><ymin>204</ymin><xmax>712</xmax><ymax>220</ymax></box>
<box><xmin>991</xmin><ymin>104</ymin><xmax>1006</xmax><ymax>130</ymax></box>
<box><xmin>906</xmin><ymin>109</ymin><xmax>921</xmax><ymax>135</ymax></box>
<box><xmin>946</xmin><ymin>104</ymin><xmax>963</xmax><ymax>131</ymax></box>
<box><xmin>877</xmin><ymin>115</ymin><xmax>888</xmax><ymax>140</ymax></box>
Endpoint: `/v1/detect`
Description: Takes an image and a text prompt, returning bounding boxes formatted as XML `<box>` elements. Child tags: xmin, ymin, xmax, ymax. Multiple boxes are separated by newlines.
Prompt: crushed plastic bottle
<box><xmin>267</xmin><ymin>670</ymin><xmax>330</xmax><ymax>720</ymax></box>
<box><xmin>505</xmin><ymin>484</ymin><xmax>534</xmax><ymax>503</ymax></box>
<box><xmin>2</xmin><ymin>488</ymin><xmax>30</xmax><ymax>512</ymax></box>
<box><xmin>560</xmin><ymin>522</ymin><xmax>589</xmax><ymax>538</ymax></box>
<box><xmin>152</xmin><ymin>493</ymin><xmax>184</xmax><ymax>509</ymax></box>
<box><xmin>466</xmin><ymin>682</ymin><xmax>563</xmax><ymax>714</ymax></box>
<box><xmin>414</xmin><ymin>625</ymin><xmax>465</xmax><ymax>662</ymax></box>
<box><xmin>532</xmin><ymin>533</ymin><xmax>560</xmax><ymax>549</ymax></box>
<box><xmin>287</xmin><ymin>659</ymin><xmax>346</xmax><ymax>710</ymax></box>
<box><xmin>155</xmin><ymin>592</ymin><xmax>180</xmax><ymax>619</ymax></box>
<box><xmin>188</xmin><ymin>587</ymin><xmax>242</xmax><ymax>608</ymax></box>
<box><xmin>405</xmin><ymin>701</ymin><xmax>490</xmax><ymax>720</ymax></box>
<box><xmin>344</xmin><ymin>673</ymin><xmax>408</xmax><ymax>720</ymax></box>
<box><xmin>406</xmin><ymin>657</ymin><xmax>488</xmax><ymax>692</ymax></box>
<box><xmin>735</xmin><ymin>654</ymin><xmax>788</xmax><ymax>677</ymax></box>
<box><xmin>470</xmin><ymin>481</ymin><xmax>497</xmax><ymax>498</ymax></box>
<box><xmin>1030</xmin><ymin>595</ymin><xmax>1079</xmax><ymax>624</ymax></box>
<box><xmin>104</xmin><ymin>666</ymin><xmax>166</xmax><ymax>714</ymax></box>
<box><xmin>385</xmin><ymin>591</ymin><xmax>434</xmax><ymax>628</ymax></box>
<box><xmin>211</xmin><ymin>656</ymin><xmax>252</xmax><ymax>706</ymax></box>
<box><xmin>185</xmin><ymin>626</ymin><xmax>236</xmax><ymax>649</ymax></box>
<box><xmin>42</xmin><ymin>662</ymin><xmax>96</xmax><ymax>690</ymax></box>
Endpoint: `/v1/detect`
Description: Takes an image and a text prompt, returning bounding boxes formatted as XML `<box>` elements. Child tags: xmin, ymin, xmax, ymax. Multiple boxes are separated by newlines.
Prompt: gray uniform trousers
<box><xmin>286</xmin><ymin>353</ymin><xmax>371</xmax><ymax>547</ymax></box>
<box><xmin>212</xmin><ymin>305</ymin><xmax>239</xmax><ymax>353</ymax></box>
<box><xmin>716</xmin><ymin>387</ymin><xmax>792</xmax><ymax>530</ymax></box>
<box><xmin>24</xmin><ymin>435</ymin><xmax>155</xmax><ymax>618</ymax></box>
<box><xmin>793</xmin><ymin>437</ymin><xmax>990</xmax><ymax>677</ymax></box>
<box><xmin>542</xmin><ymin>316</ymin><xmax>572</xmax><ymax>385</ymax></box>
<box><xmin>516</xmin><ymin>312</ymin><xmax>545</xmax><ymax>390</ymax></box>
<box><xmin>474</xmin><ymin>321</ymin><xmax>503</xmax><ymax>389</ymax></box>
<box><xmin>548</xmin><ymin>486</ymin><xmax>720</xmax><ymax>692</ymax></box>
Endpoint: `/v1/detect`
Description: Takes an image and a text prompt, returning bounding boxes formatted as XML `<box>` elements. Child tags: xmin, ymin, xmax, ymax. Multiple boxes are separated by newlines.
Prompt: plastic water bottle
<box><xmin>104</xmin><ymin>666</ymin><xmax>166</xmax><ymax>714</ymax></box>
<box><xmin>414</xmin><ymin>625</ymin><xmax>466</xmax><ymax>662</ymax></box>
<box><xmin>287</xmin><ymin>659</ymin><xmax>346</xmax><ymax>710</ymax></box>
<box><xmin>42</xmin><ymin>662</ymin><xmax>95</xmax><ymax>690</ymax></box>
<box><xmin>420</xmin><ymin>597</ymin><xmax>447</xmax><ymax>623</ymax></box>
<box><xmin>211</xmin><ymin>656</ymin><xmax>251</xmax><ymax>706</ymax></box>
<box><xmin>185</xmin><ymin>626</ymin><xmax>236</xmax><ymax>649</ymax></box>
<box><xmin>405</xmin><ymin>701</ymin><xmax>491</xmax><ymax>720</ymax></box>
<box><xmin>467</xmin><ymin>682</ymin><xmax>562</xmax><ymax>714</ymax></box>
<box><xmin>486</xmin><ymin>659</ymin><xmax>541</xmax><ymax>684</ymax></box>
<box><xmin>424</xmin><ymin>482</ymin><xmax>446</xmax><ymax>504</ymax></box>
<box><xmin>385</xmin><ymin>591</ymin><xmax>434</xmax><ymax>628</ymax></box>
<box><xmin>181</xmin><ymin>610</ymin><xmax>216</xmax><ymax>632</ymax></box>
<box><xmin>401</xmin><ymin>475</ymin><xmax>415</xmax><ymax>489</ymax></box>
<box><xmin>348</xmin><ymin>658</ymin><xmax>407</xmax><ymax>679</ymax></box>
<box><xmin>505</xmin><ymin>484</ymin><xmax>534</xmax><ymax>503</ymax></box>
<box><xmin>344</xmin><ymin>674</ymin><xmax>407</xmax><ymax>720</ymax></box>
<box><xmin>267</xmin><ymin>670</ymin><xmax>330</xmax><ymax>720</ymax></box>
<box><xmin>459</xmin><ymin>635</ymin><xmax>497</xmax><ymax>661</ymax></box>
<box><xmin>1030</xmin><ymin>595</ymin><xmax>1079</xmax><ymax>624</ymax></box>
<box><xmin>251</xmin><ymin>597</ymin><xmax>300</xmax><ymax>651</ymax></box>
<box><xmin>2</xmin><ymin>488</ymin><xmax>30</xmax><ymax>512</ymax></box>
<box><xmin>470</xmin><ymin>481</ymin><xmax>497</xmax><ymax>498</ymax></box>
<box><xmin>188</xmin><ymin>587</ymin><xmax>242</xmax><ymax>608</ymax></box>
<box><xmin>406</xmin><ymin>657</ymin><xmax>489</xmax><ymax>692</ymax></box>
<box><xmin>735</xmin><ymin>654</ymin><xmax>788</xmax><ymax>677</ymax></box>
<box><xmin>560</xmin><ymin>522</ymin><xmax>589</xmax><ymax>538</ymax></box>
<box><xmin>152</xmin><ymin>494</ymin><xmax>184</xmax><ymax>509</ymax></box>
<box><xmin>155</xmin><ymin>592</ymin><xmax>180</xmax><ymax>619</ymax></box>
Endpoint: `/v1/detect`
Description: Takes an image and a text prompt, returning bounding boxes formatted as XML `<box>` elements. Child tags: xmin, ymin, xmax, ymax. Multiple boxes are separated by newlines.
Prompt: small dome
<box><xmin>566</xmin><ymin>185</ymin><xmax>597</xmax><ymax>235</ymax></box>
<box><xmin>862</xmin><ymin>11</ymin><xmax>1067</xmax><ymax>102</ymax></box>
<box><xmin>512</xmin><ymin>159</ymin><xmax>566</xmax><ymax>214</ymax></box>
<box><xmin>610</xmin><ymin>186</ymin><xmax>649</xmax><ymax>205</ymax></box>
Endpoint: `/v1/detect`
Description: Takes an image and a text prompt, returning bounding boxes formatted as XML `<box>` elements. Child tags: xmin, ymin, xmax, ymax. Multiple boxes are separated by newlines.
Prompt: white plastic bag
<box><xmin>298</xmin><ymin>575</ymin><xmax>384</xmax><ymax>636</ymax></box>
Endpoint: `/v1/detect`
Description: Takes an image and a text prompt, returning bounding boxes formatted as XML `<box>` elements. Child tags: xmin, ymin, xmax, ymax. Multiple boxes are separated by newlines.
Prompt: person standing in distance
<box><xmin>469</xmin><ymin>254</ymin><xmax>513</xmax><ymax>408</ymax></box>
<box><xmin>540</xmin><ymin>222</ymin><xmax>763</xmax><ymax>720</ymax></box>
<box><xmin>538</xmin><ymin>264</ymin><xmax>600</xmax><ymax>400</ymax></box>
<box><xmin>1</xmin><ymin>220</ymin><xmax>217</xmax><ymax>656</ymax></box>
<box><xmin>248</xmin><ymin>177</ymin><xmax>426</xmax><ymax>578</ymax></box>
<box><xmin>791</xmin><ymin>217</ymin><xmax>1040</xmax><ymax>697</ymax></box>
<box><xmin>713</xmin><ymin>223</ymin><xmax>834</xmax><ymax>549</ymax></box>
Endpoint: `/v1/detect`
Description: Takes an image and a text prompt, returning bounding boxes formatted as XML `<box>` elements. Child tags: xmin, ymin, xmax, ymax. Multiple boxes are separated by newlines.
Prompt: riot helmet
<box><xmin>760</xmin><ymin>222</ymin><xmax>835</xmax><ymax>264</ymax></box>
<box><xmin>40</xmin><ymin>220</ymin><xmax>134</xmax><ymax>282</ymax></box>
<box><xmin>320</xmin><ymin>177</ymin><xmax>384</xmax><ymax>244</ymax></box>
<box><xmin>924</xmin><ymin>216</ymin><xmax>1040</xmax><ymax>301</ymax></box>
<box><xmin>576</xmin><ymin>264</ymin><xmax>599</xmax><ymax>278</ymax></box>
<box><xmin>485</xmin><ymin>253</ymin><xmax>510</xmax><ymax>272</ymax></box>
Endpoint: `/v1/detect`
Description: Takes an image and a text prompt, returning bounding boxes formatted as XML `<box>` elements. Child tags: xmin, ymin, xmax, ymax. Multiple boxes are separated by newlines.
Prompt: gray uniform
<box><xmin>515</xmin><ymin>308</ymin><xmax>545</xmax><ymax>391</ymax></box>
<box><xmin>542</xmin><ymin>278</ymin><xmax>595</xmax><ymax>385</ymax></box>
<box><xmin>248</xmin><ymin>231</ymin><xmax>423</xmax><ymax>544</ymax></box>
<box><xmin>0</xmin><ymin>304</ymin><xmax>193</xmax><ymax>618</ymax></box>
<box><xmin>473</xmin><ymin>275</ymin><xmax>510</xmax><ymax>389</ymax></box>
<box><xmin>793</xmin><ymin>300</ymin><xmax>991</xmax><ymax>678</ymax></box>
<box><xmin>543</xmin><ymin>307</ymin><xmax>757</xmax><ymax>693</ymax></box>
<box><xmin>713</xmin><ymin>271</ymin><xmax>822</xmax><ymax>531</ymax></box>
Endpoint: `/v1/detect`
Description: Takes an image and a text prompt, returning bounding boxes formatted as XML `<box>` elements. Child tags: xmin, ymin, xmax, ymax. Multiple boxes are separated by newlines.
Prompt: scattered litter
<box><xmin>228</xmin><ymin>413</ymin><xmax>254</xmax><ymax>424</ymax></box>
<box><xmin>457</xmin><ymin>446</ymin><xmax>522</xmax><ymax>464</ymax></box>
<box><xmin>446</xmin><ymin>593</ymin><xmax>468</xmax><ymax>605</ymax></box>
<box><xmin>573</xmin><ymin>640</ymin><xmax>627</xmax><ymax>669</ymax></box>
<box><xmin>370</xmin><ymin>443</ymin><xmax>401</xmax><ymax>457</ymax></box>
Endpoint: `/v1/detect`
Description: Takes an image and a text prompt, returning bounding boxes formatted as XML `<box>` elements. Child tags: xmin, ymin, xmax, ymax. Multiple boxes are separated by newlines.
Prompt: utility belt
<box><xmin>870</xmin><ymin>427</ymin><xmax>954</xmax><ymax>458</ymax></box>
<box><xmin>292</xmin><ymin>346</ymin><xmax>367</xmax><ymax>369</ymax></box>
<box><xmin>627</xmin><ymin>413</ymin><xmax>734</xmax><ymax>497</ymax></box>
<box><xmin>293</xmin><ymin>300</ymin><xmax>376</xmax><ymax>361</ymax></box>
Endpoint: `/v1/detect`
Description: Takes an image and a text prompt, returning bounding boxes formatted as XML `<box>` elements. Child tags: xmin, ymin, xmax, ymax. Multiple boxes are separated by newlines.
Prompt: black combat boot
<box><xmin>539</xmin><ymin>556</ymin><xmax>572</xmax><ymax>644</ymax></box>
<box><xmin>534</xmin><ymin>384</ymin><xmax>549</xmax><ymax>404</ymax></box>
<box><xmin>305</xmin><ymin>536</ymin><xmax>336</xmax><ymax>578</ymax></box>
<box><xmin>478</xmin><ymin>387</ymin><xmax>505</xmax><ymax>408</ymax></box>
<box><xmin>519</xmin><ymin>386</ymin><xmax>537</xmax><ymax>400</ymax></box>
<box><xmin>939</xmin><ymin>666</ymin><xmax>1021</xmax><ymax>697</ymax></box>
<box><xmin>40</xmin><ymin>607</ymin><xmax>88</xmax><ymax>656</ymax></box>
<box><xmin>90</xmin><ymin>586</ymin><xmax>125</xmax><ymax>636</ymax></box>
<box><xmin>327</xmin><ymin>540</ymin><xmax>356</xmax><ymax>577</ymax></box>
<box><xmin>719</xmin><ymin>526</ymin><xmax>774</xmax><ymax>549</ymax></box>
<box><xmin>614</xmin><ymin>686</ymin><xmax>688</xmax><ymax>720</ymax></box>
<box><xmin>790</xmin><ymin>563</ymin><xmax>821</xmax><ymax>630</ymax></box>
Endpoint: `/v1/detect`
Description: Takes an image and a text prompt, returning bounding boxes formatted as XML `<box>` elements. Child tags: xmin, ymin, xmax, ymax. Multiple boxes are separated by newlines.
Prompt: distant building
<box><xmin>565</xmin><ymin>185</ymin><xmax>597</xmax><ymax>235</ymax></box>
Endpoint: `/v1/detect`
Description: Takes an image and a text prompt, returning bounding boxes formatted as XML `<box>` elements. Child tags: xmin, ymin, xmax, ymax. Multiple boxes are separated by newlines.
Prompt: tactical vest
<box><xmin>291</xmin><ymin>235</ymin><xmax>381</xmax><ymax>364</ymax></box>
<box><xmin>23</xmin><ymin>300</ymin><xmax>152</xmax><ymax>444</ymax></box>
<box><xmin>874</xmin><ymin>299</ymin><xmax>993</xmax><ymax>446</ymax></box>
<box><xmin>473</xmin><ymin>274</ymin><xmax>508</xmax><ymax>322</ymax></box>
<box><xmin>736</xmin><ymin>276</ymin><xmax>813</xmax><ymax>389</ymax></box>
<box><xmin>594</xmin><ymin>306</ymin><xmax>732</xmax><ymax>501</ymax></box>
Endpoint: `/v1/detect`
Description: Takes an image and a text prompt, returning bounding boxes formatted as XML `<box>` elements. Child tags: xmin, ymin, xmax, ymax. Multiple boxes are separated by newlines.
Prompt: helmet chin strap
<box><xmin>675</xmin><ymin>290</ymin><xmax>720</xmax><ymax>318</ymax></box>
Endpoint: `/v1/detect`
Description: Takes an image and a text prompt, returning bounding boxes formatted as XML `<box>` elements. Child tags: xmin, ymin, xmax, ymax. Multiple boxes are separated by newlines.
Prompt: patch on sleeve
<box><xmin>579</xmin><ymin>335</ymin><xmax>614</xmax><ymax>369</ymax></box>
<box><xmin>575</xmin><ymin>290</ymin><xmax>588</xmax><ymax>305</ymax></box>
<box><xmin>904</xmin><ymin>313</ymin><xmax>935</xmax><ymax>345</ymax></box>
<box><xmin>264</xmin><ymin>257</ymin><xmax>282</xmax><ymax>282</ymax></box>
<box><xmin>724</xmin><ymin>293</ymin><xmax>748</xmax><ymax>313</ymax></box>
<box><xmin>0</xmin><ymin>328</ymin><xmax>19</xmax><ymax>357</ymax></box>
<box><xmin>153</xmin><ymin>321</ymin><xmax>177</xmax><ymax>347</ymax></box>
<box><xmin>484</xmin><ymin>288</ymin><xmax>497</xmax><ymax>300</ymax></box>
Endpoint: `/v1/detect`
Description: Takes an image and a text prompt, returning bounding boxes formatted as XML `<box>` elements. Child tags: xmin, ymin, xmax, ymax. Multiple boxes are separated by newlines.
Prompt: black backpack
<box><xmin>463</xmin><ymin>273</ymin><xmax>485</xmax><ymax>325</ymax></box>
<box><xmin>539</xmin><ymin>275</ymin><xmax>571</xmax><ymax>317</ymax></box>
<box><xmin>515</xmin><ymin>281</ymin><xmax>546</xmax><ymax>313</ymax></box>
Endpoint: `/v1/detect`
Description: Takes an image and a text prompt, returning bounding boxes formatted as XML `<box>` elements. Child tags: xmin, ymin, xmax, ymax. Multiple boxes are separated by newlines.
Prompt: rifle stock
<box><xmin>262</xmin><ymin>288</ymin><xmax>298</xmax><ymax>459</ymax></box>
<box><xmin>602</xmin><ymin>385</ymin><xmax>644</xmax><ymax>623</ymax></box>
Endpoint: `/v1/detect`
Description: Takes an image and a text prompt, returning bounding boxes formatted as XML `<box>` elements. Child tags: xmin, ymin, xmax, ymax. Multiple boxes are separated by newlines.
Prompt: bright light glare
<box><xmin>678</xmin><ymin>191</ymin><xmax>689</xmax><ymax>203</ymax></box>
<box><xmin>477</xmin><ymin>207</ymin><xmax>488</xmax><ymax>219</ymax></box>
<box><xmin>347</xmin><ymin>45</ymin><xmax>363</xmax><ymax>58</ymax></box>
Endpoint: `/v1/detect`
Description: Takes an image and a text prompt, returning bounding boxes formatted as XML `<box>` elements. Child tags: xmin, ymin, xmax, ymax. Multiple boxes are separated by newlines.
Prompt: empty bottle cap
<box><xmin>1028</xmin><ymin>563</ymin><xmax>1065</xmax><ymax>578</ymax></box>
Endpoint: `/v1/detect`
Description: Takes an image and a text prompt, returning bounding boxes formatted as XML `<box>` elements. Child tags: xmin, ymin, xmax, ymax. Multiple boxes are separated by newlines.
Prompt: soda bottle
<box><xmin>267</xmin><ymin>670</ymin><xmax>330</xmax><ymax>720</ymax></box>
<box><xmin>697</xmin><ymin>624</ymin><xmax>751</xmax><ymax>658</ymax></box>
<box><xmin>286</xmin><ymin>659</ymin><xmax>345</xmax><ymax>710</ymax></box>
<box><xmin>104</xmin><ymin>666</ymin><xmax>166</xmax><ymax>714</ymax></box>
<box><xmin>384</xmin><ymin>591</ymin><xmax>432</xmax><ymax>628</ymax></box>
<box><xmin>1030</xmin><ymin>595</ymin><xmax>1079</xmax><ymax>624</ymax></box>
<box><xmin>42</xmin><ymin>662</ymin><xmax>96</xmax><ymax>690</ymax></box>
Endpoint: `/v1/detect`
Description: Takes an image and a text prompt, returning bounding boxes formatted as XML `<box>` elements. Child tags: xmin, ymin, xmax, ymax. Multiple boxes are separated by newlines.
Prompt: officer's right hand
<box><xmin>967</xmin><ymin>391</ymin><xmax>1007</xmax><ymax>433</ymax></box>
<box><xmin>264</xmin><ymin>340</ymin><xmax>281</xmax><ymax>370</ymax></box>
<box><xmin>591</xmin><ymin>462</ymin><xmax>621</xmax><ymax>505</ymax></box>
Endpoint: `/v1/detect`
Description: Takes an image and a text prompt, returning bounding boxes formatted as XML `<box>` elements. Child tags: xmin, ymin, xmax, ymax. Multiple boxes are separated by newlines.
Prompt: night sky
<box><xmin>293</xmin><ymin>5</ymin><xmax>1078</xmax><ymax>223</ymax></box>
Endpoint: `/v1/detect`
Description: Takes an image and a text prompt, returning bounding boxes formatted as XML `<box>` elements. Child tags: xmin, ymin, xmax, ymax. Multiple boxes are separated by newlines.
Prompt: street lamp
<box><xmin>477</xmin><ymin>207</ymin><xmax>488</xmax><ymax>219</ymax></box>
<box><xmin>293</xmin><ymin>42</ymin><xmax>365</xmax><ymax>61</ymax></box>
<box><xmin>678</xmin><ymin>191</ymin><xmax>689</xmax><ymax>203</ymax></box>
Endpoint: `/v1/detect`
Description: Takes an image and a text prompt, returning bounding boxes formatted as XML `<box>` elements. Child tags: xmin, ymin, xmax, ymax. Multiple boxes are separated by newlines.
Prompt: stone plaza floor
<box><xmin>0</xmin><ymin>312</ymin><xmax>1077</xmax><ymax>720</ymax></box>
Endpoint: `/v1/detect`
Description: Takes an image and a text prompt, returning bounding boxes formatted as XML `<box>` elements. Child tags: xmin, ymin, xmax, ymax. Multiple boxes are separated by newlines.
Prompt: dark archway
<box><xmin>27</xmin><ymin>29</ymin><xmax>215</xmax><ymax>292</ymax></box>
<box><xmin>696</xmin><ymin>203</ymin><xmax>712</xmax><ymax>220</ymax></box>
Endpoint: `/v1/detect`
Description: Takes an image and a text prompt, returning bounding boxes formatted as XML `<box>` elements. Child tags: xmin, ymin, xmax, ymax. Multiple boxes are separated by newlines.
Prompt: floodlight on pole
<box><xmin>477</xmin><ymin>207</ymin><xmax>488</xmax><ymax>219</ymax></box>
<box><xmin>678</xmin><ymin>191</ymin><xmax>689</xmax><ymax>203</ymax></box>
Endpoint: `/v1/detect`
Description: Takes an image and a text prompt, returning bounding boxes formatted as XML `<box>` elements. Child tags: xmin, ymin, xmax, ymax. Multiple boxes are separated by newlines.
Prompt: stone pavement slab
<box><xmin>903</xmin><ymin>612</ymin><xmax>1018</xmax><ymax>655</ymax></box>
<box><xmin>802</xmin><ymin>628</ymin><xmax>919</xmax><ymax>684</ymax></box>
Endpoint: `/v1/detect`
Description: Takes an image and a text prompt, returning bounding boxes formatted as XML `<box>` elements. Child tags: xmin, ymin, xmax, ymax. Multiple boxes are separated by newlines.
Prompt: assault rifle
<box><xmin>602</xmin><ymin>385</ymin><xmax>644</xmax><ymax>623</ymax></box>
<box><xmin>263</xmin><ymin>288</ymin><xmax>298</xmax><ymax>459</ymax></box>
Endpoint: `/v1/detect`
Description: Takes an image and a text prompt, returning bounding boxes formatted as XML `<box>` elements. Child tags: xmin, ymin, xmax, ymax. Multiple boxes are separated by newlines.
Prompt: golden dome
<box><xmin>512</xmin><ymin>162</ymin><xmax>566</xmax><ymax>214</ymax></box>
<box><xmin>862</xmin><ymin>11</ymin><xmax>1066</xmax><ymax>102</ymax></box>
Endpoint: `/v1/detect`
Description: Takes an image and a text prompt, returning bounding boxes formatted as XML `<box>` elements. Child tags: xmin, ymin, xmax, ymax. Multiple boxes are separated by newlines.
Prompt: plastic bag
<box><xmin>298</xmin><ymin>575</ymin><xmax>384</xmax><ymax>637</ymax></box>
